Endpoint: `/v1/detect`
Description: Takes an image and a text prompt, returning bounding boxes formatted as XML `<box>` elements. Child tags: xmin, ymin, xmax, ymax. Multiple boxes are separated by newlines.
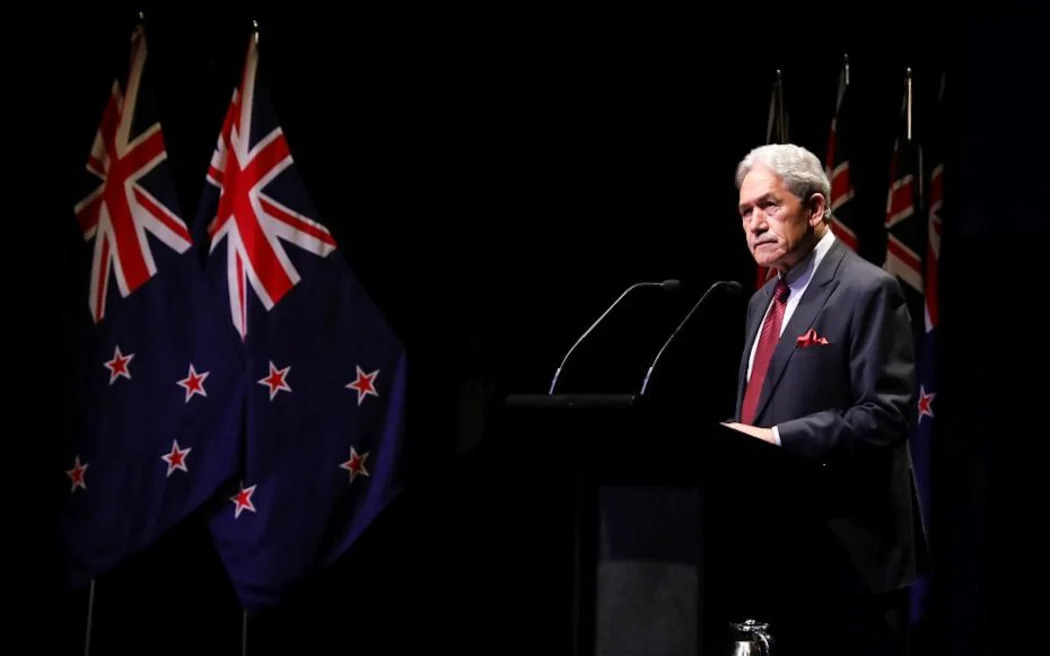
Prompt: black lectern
<box><xmin>494</xmin><ymin>392</ymin><xmax>758</xmax><ymax>655</ymax></box>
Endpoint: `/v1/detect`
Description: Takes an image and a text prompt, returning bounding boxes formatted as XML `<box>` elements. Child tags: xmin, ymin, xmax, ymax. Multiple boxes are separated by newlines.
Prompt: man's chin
<box><xmin>752</xmin><ymin>246</ymin><xmax>783</xmax><ymax>267</ymax></box>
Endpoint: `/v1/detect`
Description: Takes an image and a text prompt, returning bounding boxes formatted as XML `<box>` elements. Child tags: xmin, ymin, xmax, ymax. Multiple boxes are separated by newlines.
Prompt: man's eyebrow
<box><xmin>739</xmin><ymin>193</ymin><xmax>772</xmax><ymax>211</ymax></box>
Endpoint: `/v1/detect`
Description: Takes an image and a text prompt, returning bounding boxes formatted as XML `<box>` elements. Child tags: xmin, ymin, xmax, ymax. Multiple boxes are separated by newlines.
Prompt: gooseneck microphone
<box><xmin>548</xmin><ymin>279</ymin><xmax>680</xmax><ymax>395</ymax></box>
<box><xmin>638</xmin><ymin>280</ymin><xmax>742</xmax><ymax>396</ymax></box>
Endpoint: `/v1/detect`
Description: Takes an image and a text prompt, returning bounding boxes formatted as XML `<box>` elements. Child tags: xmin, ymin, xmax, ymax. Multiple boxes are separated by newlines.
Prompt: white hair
<box><xmin>735</xmin><ymin>144</ymin><xmax>831</xmax><ymax>217</ymax></box>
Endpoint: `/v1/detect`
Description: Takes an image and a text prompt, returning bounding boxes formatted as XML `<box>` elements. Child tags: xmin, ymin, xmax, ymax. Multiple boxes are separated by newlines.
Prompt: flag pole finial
<box><xmin>844</xmin><ymin>53</ymin><xmax>850</xmax><ymax>86</ymax></box>
<box><xmin>252</xmin><ymin>19</ymin><xmax>260</xmax><ymax>45</ymax></box>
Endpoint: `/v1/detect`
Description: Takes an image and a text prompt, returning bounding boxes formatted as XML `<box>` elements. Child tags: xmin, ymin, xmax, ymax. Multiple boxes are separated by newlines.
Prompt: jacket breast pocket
<box><xmin>791</xmin><ymin>343</ymin><xmax>839</xmax><ymax>361</ymax></box>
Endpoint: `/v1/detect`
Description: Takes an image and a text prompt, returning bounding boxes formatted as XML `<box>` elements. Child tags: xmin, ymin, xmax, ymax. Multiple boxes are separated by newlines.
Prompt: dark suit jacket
<box><xmin>719</xmin><ymin>237</ymin><xmax>927</xmax><ymax>601</ymax></box>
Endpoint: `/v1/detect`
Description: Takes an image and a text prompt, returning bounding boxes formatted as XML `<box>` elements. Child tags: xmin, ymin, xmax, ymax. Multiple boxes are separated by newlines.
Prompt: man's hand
<box><xmin>721</xmin><ymin>421</ymin><xmax>778</xmax><ymax>445</ymax></box>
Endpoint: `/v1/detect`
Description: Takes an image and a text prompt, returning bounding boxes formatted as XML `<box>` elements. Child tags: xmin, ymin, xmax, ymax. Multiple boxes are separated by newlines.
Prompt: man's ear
<box><xmin>808</xmin><ymin>193</ymin><xmax>827</xmax><ymax>226</ymax></box>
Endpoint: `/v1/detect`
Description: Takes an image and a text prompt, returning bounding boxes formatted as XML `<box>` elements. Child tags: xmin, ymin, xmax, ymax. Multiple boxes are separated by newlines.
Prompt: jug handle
<box><xmin>757</xmin><ymin>631</ymin><xmax>771</xmax><ymax>654</ymax></box>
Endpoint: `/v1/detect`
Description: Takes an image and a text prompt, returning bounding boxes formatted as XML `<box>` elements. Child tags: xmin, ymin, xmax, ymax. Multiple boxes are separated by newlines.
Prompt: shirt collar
<box><xmin>778</xmin><ymin>228</ymin><xmax>836</xmax><ymax>292</ymax></box>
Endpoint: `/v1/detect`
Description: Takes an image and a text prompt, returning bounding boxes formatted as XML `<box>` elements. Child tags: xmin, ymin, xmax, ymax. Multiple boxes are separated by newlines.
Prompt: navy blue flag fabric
<box><xmin>61</xmin><ymin>26</ymin><xmax>246</xmax><ymax>585</ymax></box>
<box><xmin>196</xmin><ymin>36</ymin><xmax>409</xmax><ymax>611</ymax></box>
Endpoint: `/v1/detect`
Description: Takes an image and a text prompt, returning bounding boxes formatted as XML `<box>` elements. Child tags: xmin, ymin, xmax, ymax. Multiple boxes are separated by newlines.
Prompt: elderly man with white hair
<box><xmin>709</xmin><ymin>144</ymin><xmax>927</xmax><ymax>656</ymax></box>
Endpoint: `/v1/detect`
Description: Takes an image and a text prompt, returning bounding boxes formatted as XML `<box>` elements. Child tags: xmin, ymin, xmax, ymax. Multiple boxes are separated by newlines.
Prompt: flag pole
<box><xmin>844</xmin><ymin>53</ymin><xmax>850</xmax><ymax>87</ymax></box>
<box><xmin>906</xmin><ymin>67</ymin><xmax>913</xmax><ymax>142</ymax></box>
<box><xmin>252</xmin><ymin>19</ymin><xmax>260</xmax><ymax>45</ymax></box>
<box><xmin>83</xmin><ymin>578</ymin><xmax>96</xmax><ymax>656</ymax></box>
<box><xmin>777</xmin><ymin>69</ymin><xmax>785</xmax><ymax>142</ymax></box>
<box><xmin>242</xmin><ymin>610</ymin><xmax>248</xmax><ymax>656</ymax></box>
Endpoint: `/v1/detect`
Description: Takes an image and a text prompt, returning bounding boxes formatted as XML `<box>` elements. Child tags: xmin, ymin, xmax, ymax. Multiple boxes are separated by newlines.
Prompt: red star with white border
<box><xmin>346</xmin><ymin>366</ymin><xmax>379</xmax><ymax>406</ymax></box>
<box><xmin>103</xmin><ymin>345</ymin><xmax>134</xmax><ymax>385</ymax></box>
<box><xmin>161</xmin><ymin>440</ymin><xmax>192</xmax><ymax>477</ymax></box>
<box><xmin>258</xmin><ymin>361</ymin><xmax>291</xmax><ymax>400</ymax></box>
<box><xmin>231</xmin><ymin>483</ymin><xmax>257</xmax><ymax>518</ymax></box>
<box><xmin>339</xmin><ymin>446</ymin><xmax>371</xmax><ymax>483</ymax></box>
<box><xmin>67</xmin><ymin>456</ymin><xmax>89</xmax><ymax>493</ymax></box>
<box><xmin>917</xmin><ymin>384</ymin><xmax>936</xmax><ymax>423</ymax></box>
<box><xmin>176</xmin><ymin>364</ymin><xmax>209</xmax><ymax>403</ymax></box>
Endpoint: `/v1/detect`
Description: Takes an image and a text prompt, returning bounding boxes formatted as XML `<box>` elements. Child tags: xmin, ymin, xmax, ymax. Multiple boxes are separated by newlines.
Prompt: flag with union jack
<box><xmin>883</xmin><ymin>78</ymin><xmax>923</xmax><ymax>297</ymax></box>
<box><xmin>61</xmin><ymin>25</ymin><xmax>246</xmax><ymax>585</ymax></box>
<box><xmin>825</xmin><ymin>57</ymin><xmax>860</xmax><ymax>253</ymax></box>
<box><xmin>197</xmin><ymin>35</ymin><xmax>409</xmax><ymax>611</ymax></box>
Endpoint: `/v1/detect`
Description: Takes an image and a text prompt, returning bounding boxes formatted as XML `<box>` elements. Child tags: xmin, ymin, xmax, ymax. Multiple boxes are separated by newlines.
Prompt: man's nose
<box><xmin>748</xmin><ymin>209</ymin><xmax>768</xmax><ymax>233</ymax></box>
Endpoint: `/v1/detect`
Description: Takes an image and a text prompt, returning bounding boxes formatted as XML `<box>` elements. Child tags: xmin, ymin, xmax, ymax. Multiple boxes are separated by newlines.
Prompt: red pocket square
<box><xmin>797</xmin><ymin>328</ymin><xmax>829</xmax><ymax>348</ymax></box>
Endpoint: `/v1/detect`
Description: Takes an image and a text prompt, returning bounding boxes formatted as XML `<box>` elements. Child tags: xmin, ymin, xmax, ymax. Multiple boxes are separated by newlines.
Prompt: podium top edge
<box><xmin>502</xmin><ymin>393</ymin><xmax>638</xmax><ymax>409</ymax></box>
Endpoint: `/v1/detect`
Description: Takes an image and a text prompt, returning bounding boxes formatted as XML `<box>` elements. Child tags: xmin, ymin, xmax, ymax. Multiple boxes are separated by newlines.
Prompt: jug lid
<box><xmin>730</xmin><ymin>618</ymin><xmax>769</xmax><ymax>633</ymax></box>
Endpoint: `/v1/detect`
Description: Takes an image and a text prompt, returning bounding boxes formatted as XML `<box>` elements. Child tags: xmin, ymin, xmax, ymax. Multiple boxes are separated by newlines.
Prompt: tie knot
<box><xmin>774</xmin><ymin>279</ymin><xmax>790</xmax><ymax>303</ymax></box>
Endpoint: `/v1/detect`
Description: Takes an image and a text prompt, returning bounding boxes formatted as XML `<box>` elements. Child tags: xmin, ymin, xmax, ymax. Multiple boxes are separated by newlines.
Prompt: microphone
<box><xmin>638</xmin><ymin>280</ymin><xmax>742</xmax><ymax>396</ymax></box>
<box><xmin>548</xmin><ymin>279</ymin><xmax>680</xmax><ymax>395</ymax></box>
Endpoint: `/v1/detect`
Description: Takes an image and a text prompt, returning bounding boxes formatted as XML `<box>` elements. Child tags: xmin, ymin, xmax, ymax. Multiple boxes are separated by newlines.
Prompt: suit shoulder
<box><xmin>830</xmin><ymin>253</ymin><xmax>912</xmax><ymax>336</ymax></box>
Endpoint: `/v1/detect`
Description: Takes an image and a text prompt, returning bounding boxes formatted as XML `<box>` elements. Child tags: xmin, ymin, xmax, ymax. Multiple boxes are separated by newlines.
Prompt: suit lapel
<box><xmin>736</xmin><ymin>281</ymin><xmax>774</xmax><ymax>419</ymax></box>
<box><xmin>753</xmin><ymin>239</ymin><xmax>847</xmax><ymax>422</ymax></box>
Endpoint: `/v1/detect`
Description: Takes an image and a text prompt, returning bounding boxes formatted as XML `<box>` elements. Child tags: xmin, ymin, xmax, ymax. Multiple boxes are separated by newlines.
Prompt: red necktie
<box><xmin>740</xmin><ymin>279</ymin><xmax>789</xmax><ymax>425</ymax></box>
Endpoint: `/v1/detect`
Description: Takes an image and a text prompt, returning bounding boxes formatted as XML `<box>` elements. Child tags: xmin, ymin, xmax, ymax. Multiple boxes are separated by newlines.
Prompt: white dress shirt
<box><xmin>746</xmin><ymin>229</ymin><xmax>836</xmax><ymax>445</ymax></box>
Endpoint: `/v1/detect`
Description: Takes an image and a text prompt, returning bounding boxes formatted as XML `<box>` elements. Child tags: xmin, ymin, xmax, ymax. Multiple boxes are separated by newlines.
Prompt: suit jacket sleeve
<box><xmin>776</xmin><ymin>275</ymin><xmax>916</xmax><ymax>460</ymax></box>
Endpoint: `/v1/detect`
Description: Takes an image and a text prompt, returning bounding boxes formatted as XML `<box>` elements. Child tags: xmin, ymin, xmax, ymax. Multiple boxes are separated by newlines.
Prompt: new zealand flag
<box><xmin>61</xmin><ymin>25</ymin><xmax>245</xmax><ymax>585</ymax></box>
<box><xmin>908</xmin><ymin>73</ymin><xmax>946</xmax><ymax>626</ymax></box>
<box><xmin>882</xmin><ymin>73</ymin><xmax>939</xmax><ymax>625</ymax></box>
<box><xmin>825</xmin><ymin>59</ymin><xmax>860</xmax><ymax>252</ymax></box>
<box><xmin>883</xmin><ymin>85</ymin><xmax>923</xmax><ymax>298</ymax></box>
<box><xmin>196</xmin><ymin>35</ymin><xmax>409</xmax><ymax>611</ymax></box>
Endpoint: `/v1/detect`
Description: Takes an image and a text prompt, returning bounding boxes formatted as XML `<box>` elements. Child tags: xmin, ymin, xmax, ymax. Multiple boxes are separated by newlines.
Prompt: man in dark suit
<box><xmin>710</xmin><ymin>144</ymin><xmax>925</xmax><ymax>656</ymax></box>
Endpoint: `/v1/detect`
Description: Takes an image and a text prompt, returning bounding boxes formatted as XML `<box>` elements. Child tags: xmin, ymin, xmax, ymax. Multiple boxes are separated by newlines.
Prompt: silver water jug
<box><xmin>729</xmin><ymin>619</ymin><xmax>773</xmax><ymax>655</ymax></box>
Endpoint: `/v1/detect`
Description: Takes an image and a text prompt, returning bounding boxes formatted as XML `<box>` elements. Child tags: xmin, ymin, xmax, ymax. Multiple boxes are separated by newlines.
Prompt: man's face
<box><xmin>738</xmin><ymin>165</ymin><xmax>822</xmax><ymax>272</ymax></box>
